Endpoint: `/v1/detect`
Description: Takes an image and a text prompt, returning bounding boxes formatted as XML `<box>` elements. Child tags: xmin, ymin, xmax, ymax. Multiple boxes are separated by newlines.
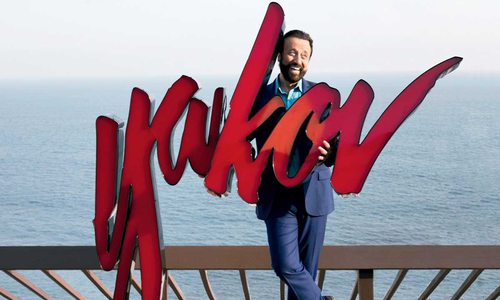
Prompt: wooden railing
<box><xmin>1</xmin><ymin>245</ymin><xmax>499</xmax><ymax>299</ymax></box>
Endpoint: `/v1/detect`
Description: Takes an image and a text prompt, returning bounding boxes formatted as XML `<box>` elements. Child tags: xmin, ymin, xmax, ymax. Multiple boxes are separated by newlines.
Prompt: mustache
<box><xmin>285</xmin><ymin>63</ymin><xmax>301</xmax><ymax>70</ymax></box>
<box><xmin>280</xmin><ymin>63</ymin><xmax>303</xmax><ymax>72</ymax></box>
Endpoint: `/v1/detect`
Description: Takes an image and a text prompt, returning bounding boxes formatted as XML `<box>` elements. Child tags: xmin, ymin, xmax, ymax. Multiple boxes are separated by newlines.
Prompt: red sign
<box><xmin>94</xmin><ymin>2</ymin><xmax>461</xmax><ymax>299</ymax></box>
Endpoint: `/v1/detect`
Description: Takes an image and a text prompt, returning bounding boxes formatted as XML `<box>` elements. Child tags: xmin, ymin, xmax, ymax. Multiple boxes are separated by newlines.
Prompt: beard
<box><xmin>279</xmin><ymin>60</ymin><xmax>307</xmax><ymax>84</ymax></box>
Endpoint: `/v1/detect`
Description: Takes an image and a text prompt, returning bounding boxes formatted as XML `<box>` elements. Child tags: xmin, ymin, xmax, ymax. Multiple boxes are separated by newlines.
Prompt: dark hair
<box><xmin>278</xmin><ymin>30</ymin><xmax>314</xmax><ymax>56</ymax></box>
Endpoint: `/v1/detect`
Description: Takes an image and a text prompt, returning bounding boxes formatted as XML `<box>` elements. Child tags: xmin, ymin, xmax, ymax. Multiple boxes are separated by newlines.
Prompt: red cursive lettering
<box><xmin>94</xmin><ymin>2</ymin><xmax>461</xmax><ymax>298</ymax></box>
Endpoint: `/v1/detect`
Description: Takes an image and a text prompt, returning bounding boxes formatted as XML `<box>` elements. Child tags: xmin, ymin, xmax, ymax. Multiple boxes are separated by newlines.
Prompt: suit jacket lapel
<box><xmin>302</xmin><ymin>79</ymin><xmax>315</xmax><ymax>93</ymax></box>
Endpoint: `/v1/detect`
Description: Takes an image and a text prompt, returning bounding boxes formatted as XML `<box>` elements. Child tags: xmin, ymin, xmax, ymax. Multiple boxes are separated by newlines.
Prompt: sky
<box><xmin>0</xmin><ymin>0</ymin><xmax>498</xmax><ymax>79</ymax></box>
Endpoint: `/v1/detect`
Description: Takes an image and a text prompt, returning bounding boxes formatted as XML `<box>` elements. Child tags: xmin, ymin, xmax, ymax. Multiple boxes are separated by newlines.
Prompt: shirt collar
<box><xmin>275</xmin><ymin>77</ymin><xmax>303</xmax><ymax>95</ymax></box>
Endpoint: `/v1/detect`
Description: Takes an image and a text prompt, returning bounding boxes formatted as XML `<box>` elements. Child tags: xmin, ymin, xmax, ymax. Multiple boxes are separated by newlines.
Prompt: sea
<box><xmin>1</xmin><ymin>71</ymin><xmax>499</xmax><ymax>299</ymax></box>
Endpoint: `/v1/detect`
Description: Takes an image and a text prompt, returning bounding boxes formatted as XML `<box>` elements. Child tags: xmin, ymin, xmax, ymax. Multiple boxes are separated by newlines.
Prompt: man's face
<box><xmin>279</xmin><ymin>37</ymin><xmax>312</xmax><ymax>84</ymax></box>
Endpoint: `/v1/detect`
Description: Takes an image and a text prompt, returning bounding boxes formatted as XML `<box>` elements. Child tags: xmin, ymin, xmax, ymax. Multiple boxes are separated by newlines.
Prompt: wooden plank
<box><xmin>42</xmin><ymin>270</ymin><xmax>86</xmax><ymax>300</ymax></box>
<box><xmin>349</xmin><ymin>278</ymin><xmax>358</xmax><ymax>300</ymax></box>
<box><xmin>318</xmin><ymin>269</ymin><xmax>326</xmax><ymax>290</ymax></box>
<box><xmin>162</xmin><ymin>271</ymin><xmax>168</xmax><ymax>300</ymax></box>
<box><xmin>318</xmin><ymin>246</ymin><xmax>500</xmax><ymax>270</ymax></box>
<box><xmin>0</xmin><ymin>247</ymin><xmax>100</xmax><ymax>270</ymax></box>
<box><xmin>199</xmin><ymin>270</ymin><xmax>216</xmax><ymax>300</ymax></box>
<box><xmin>239</xmin><ymin>270</ymin><xmax>251</xmax><ymax>300</ymax></box>
<box><xmin>280</xmin><ymin>280</ymin><xmax>285</xmax><ymax>300</ymax></box>
<box><xmin>4</xmin><ymin>270</ymin><xmax>52</xmax><ymax>300</ymax></box>
<box><xmin>160</xmin><ymin>245</ymin><xmax>500</xmax><ymax>270</ymax></box>
<box><xmin>418</xmin><ymin>269</ymin><xmax>450</xmax><ymax>300</ymax></box>
<box><xmin>450</xmin><ymin>269</ymin><xmax>482</xmax><ymax>300</ymax></box>
<box><xmin>0</xmin><ymin>288</ymin><xmax>20</xmax><ymax>300</ymax></box>
<box><xmin>129</xmin><ymin>250</ymin><xmax>142</xmax><ymax>296</ymax></box>
<box><xmin>82</xmin><ymin>270</ymin><xmax>113</xmax><ymax>300</ymax></box>
<box><xmin>162</xmin><ymin>246</ymin><xmax>271</xmax><ymax>270</ymax></box>
<box><xmin>2</xmin><ymin>245</ymin><xmax>500</xmax><ymax>270</ymax></box>
<box><xmin>167</xmin><ymin>271</ymin><xmax>185</xmax><ymax>300</ymax></box>
<box><xmin>486</xmin><ymin>286</ymin><xmax>500</xmax><ymax>300</ymax></box>
<box><xmin>383</xmin><ymin>269</ymin><xmax>408</xmax><ymax>300</ymax></box>
<box><xmin>131</xmin><ymin>273</ymin><xmax>142</xmax><ymax>295</ymax></box>
<box><xmin>161</xmin><ymin>270</ymin><xmax>187</xmax><ymax>300</ymax></box>
<box><xmin>358</xmin><ymin>269</ymin><xmax>374</xmax><ymax>300</ymax></box>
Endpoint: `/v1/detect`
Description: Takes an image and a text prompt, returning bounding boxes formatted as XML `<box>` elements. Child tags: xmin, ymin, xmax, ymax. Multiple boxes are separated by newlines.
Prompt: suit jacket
<box><xmin>251</xmin><ymin>78</ymin><xmax>335</xmax><ymax>220</ymax></box>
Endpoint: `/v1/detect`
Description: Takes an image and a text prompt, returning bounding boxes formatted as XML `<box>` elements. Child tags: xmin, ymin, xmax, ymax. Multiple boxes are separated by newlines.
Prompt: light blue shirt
<box><xmin>274</xmin><ymin>77</ymin><xmax>303</xmax><ymax>110</ymax></box>
<box><xmin>274</xmin><ymin>77</ymin><xmax>304</xmax><ymax>176</ymax></box>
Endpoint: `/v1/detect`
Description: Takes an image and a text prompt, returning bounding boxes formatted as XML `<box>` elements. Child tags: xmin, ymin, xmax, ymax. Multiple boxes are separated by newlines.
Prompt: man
<box><xmin>251</xmin><ymin>30</ymin><xmax>336</xmax><ymax>300</ymax></box>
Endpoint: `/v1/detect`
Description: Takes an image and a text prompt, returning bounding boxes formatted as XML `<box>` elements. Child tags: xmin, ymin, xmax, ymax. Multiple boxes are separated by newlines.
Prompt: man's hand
<box><xmin>318</xmin><ymin>138</ymin><xmax>359</xmax><ymax>198</ymax></box>
<box><xmin>317</xmin><ymin>136</ymin><xmax>339</xmax><ymax>166</ymax></box>
<box><xmin>317</xmin><ymin>140</ymin><xmax>332</xmax><ymax>163</ymax></box>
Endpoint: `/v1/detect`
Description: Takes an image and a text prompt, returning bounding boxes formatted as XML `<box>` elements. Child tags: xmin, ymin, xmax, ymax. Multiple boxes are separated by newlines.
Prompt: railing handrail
<box><xmin>2</xmin><ymin>245</ymin><xmax>499</xmax><ymax>300</ymax></box>
<box><xmin>1</xmin><ymin>245</ymin><xmax>500</xmax><ymax>270</ymax></box>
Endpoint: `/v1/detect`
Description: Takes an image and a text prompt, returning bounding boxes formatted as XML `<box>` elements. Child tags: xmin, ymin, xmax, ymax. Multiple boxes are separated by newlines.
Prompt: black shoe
<box><xmin>322</xmin><ymin>296</ymin><xmax>334</xmax><ymax>300</ymax></box>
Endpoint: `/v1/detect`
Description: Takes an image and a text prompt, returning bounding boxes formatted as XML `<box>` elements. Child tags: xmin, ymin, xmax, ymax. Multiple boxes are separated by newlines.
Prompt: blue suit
<box><xmin>252</xmin><ymin>78</ymin><xmax>335</xmax><ymax>299</ymax></box>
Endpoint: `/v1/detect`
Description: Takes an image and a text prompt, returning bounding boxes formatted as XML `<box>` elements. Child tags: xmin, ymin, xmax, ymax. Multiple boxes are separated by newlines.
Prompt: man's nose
<box><xmin>292</xmin><ymin>55</ymin><xmax>301</xmax><ymax>65</ymax></box>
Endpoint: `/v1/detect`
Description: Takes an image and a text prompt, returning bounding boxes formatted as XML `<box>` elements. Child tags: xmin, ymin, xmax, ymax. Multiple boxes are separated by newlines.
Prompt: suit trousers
<box><xmin>265</xmin><ymin>204</ymin><xmax>327</xmax><ymax>300</ymax></box>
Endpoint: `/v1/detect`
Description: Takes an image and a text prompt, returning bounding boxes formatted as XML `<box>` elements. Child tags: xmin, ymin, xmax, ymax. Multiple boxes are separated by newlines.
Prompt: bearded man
<box><xmin>251</xmin><ymin>30</ymin><xmax>336</xmax><ymax>300</ymax></box>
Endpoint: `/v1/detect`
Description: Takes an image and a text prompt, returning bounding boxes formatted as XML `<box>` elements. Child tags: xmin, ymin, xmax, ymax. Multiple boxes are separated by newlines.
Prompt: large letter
<box><xmin>204</xmin><ymin>2</ymin><xmax>286</xmax><ymax>203</ymax></box>
<box><xmin>94</xmin><ymin>77</ymin><xmax>225</xmax><ymax>299</ymax></box>
<box><xmin>95</xmin><ymin>88</ymin><xmax>163</xmax><ymax>299</ymax></box>
<box><xmin>328</xmin><ymin>57</ymin><xmax>462</xmax><ymax>193</ymax></box>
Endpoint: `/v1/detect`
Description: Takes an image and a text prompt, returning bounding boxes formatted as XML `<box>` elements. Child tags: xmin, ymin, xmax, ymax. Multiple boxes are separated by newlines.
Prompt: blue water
<box><xmin>1</xmin><ymin>72</ymin><xmax>499</xmax><ymax>299</ymax></box>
